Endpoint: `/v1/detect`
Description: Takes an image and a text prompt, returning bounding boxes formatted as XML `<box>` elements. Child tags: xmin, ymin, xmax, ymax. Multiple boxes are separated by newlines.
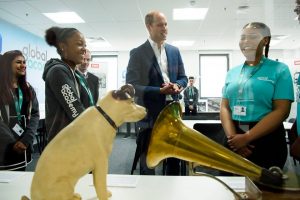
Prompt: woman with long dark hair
<box><xmin>0</xmin><ymin>50</ymin><xmax>39</xmax><ymax>170</ymax></box>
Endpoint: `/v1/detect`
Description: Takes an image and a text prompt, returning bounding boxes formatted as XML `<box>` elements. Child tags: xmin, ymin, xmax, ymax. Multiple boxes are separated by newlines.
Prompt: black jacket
<box><xmin>183</xmin><ymin>86</ymin><xmax>199</xmax><ymax>106</ymax></box>
<box><xmin>42</xmin><ymin>59</ymin><xmax>88</xmax><ymax>142</ymax></box>
<box><xmin>86</xmin><ymin>72</ymin><xmax>99</xmax><ymax>104</ymax></box>
<box><xmin>79</xmin><ymin>71</ymin><xmax>99</xmax><ymax>106</ymax></box>
<box><xmin>0</xmin><ymin>84</ymin><xmax>39</xmax><ymax>164</ymax></box>
<box><xmin>126</xmin><ymin>40</ymin><xmax>187</xmax><ymax>126</ymax></box>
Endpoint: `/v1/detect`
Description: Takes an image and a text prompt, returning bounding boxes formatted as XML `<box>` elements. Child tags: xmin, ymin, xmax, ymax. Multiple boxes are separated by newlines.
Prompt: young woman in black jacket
<box><xmin>43</xmin><ymin>27</ymin><xmax>90</xmax><ymax>142</ymax></box>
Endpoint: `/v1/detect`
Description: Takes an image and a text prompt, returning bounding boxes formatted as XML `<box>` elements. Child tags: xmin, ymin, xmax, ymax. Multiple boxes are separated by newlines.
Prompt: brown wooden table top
<box><xmin>261</xmin><ymin>189</ymin><xmax>300</xmax><ymax>199</ymax></box>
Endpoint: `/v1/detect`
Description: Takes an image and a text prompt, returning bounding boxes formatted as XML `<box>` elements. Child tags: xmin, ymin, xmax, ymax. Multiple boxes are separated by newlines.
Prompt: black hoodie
<box><xmin>42</xmin><ymin>58</ymin><xmax>87</xmax><ymax>142</ymax></box>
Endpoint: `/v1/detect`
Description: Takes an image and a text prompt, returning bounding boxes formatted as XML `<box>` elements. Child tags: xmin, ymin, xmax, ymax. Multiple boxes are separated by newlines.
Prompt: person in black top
<box><xmin>183</xmin><ymin>76</ymin><xmax>199</xmax><ymax>115</ymax></box>
<box><xmin>0</xmin><ymin>50</ymin><xmax>39</xmax><ymax>170</ymax></box>
<box><xmin>43</xmin><ymin>27</ymin><xmax>91</xmax><ymax>142</ymax></box>
<box><xmin>77</xmin><ymin>49</ymin><xmax>99</xmax><ymax>104</ymax></box>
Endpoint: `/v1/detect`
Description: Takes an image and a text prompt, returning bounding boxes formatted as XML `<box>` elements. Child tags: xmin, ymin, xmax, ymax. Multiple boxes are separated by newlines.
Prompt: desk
<box><xmin>1</xmin><ymin>172</ymin><xmax>300</xmax><ymax>200</ymax></box>
<box><xmin>0</xmin><ymin>171</ymin><xmax>259</xmax><ymax>200</ymax></box>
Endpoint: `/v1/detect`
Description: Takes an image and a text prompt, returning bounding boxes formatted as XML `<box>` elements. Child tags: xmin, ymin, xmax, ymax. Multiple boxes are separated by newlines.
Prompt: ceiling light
<box><xmin>270</xmin><ymin>35</ymin><xmax>289</xmax><ymax>46</ymax></box>
<box><xmin>86</xmin><ymin>37</ymin><xmax>111</xmax><ymax>49</ymax></box>
<box><xmin>273</xmin><ymin>35</ymin><xmax>289</xmax><ymax>40</ymax></box>
<box><xmin>172</xmin><ymin>40</ymin><xmax>195</xmax><ymax>47</ymax></box>
<box><xmin>238</xmin><ymin>5</ymin><xmax>249</xmax><ymax>10</ymax></box>
<box><xmin>271</xmin><ymin>39</ymin><xmax>281</xmax><ymax>46</ymax></box>
<box><xmin>173</xmin><ymin>8</ymin><xmax>208</xmax><ymax>20</ymax></box>
<box><xmin>43</xmin><ymin>12</ymin><xmax>85</xmax><ymax>24</ymax></box>
<box><xmin>88</xmin><ymin>41</ymin><xmax>111</xmax><ymax>48</ymax></box>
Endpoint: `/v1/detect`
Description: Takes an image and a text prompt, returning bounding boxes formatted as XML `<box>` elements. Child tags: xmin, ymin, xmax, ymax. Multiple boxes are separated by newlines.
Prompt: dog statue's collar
<box><xmin>95</xmin><ymin>106</ymin><xmax>118</xmax><ymax>130</ymax></box>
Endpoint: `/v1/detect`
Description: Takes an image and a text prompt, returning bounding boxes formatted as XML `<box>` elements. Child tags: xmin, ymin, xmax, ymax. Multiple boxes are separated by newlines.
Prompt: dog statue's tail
<box><xmin>21</xmin><ymin>196</ymin><xmax>30</xmax><ymax>200</ymax></box>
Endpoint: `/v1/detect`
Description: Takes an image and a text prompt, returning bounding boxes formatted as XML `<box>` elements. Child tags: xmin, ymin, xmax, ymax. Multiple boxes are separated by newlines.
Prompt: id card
<box><xmin>233</xmin><ymin>106</ymin><xmax>247</xmax><ymax>116</ymax></box>
<box><xmin>12</xmin><ymin>123</ymin><xmax>24</xmax><ymax>136</ymax></box>
<box><xmin>297</xmin><ymin>85</ymin><xmax>300</xmax><ymax>102</ymax></box>
<box><xmin>9</xmin><ymin>115</ymin><xmax>26</xmax><ymax>137</ymax></box>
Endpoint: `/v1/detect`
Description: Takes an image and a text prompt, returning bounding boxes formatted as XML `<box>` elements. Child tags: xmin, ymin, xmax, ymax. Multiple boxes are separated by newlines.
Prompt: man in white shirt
<box><xmin>126</xmin><ymin>11</ymin><xmax>188</xmax><ymax>175</ymax></box>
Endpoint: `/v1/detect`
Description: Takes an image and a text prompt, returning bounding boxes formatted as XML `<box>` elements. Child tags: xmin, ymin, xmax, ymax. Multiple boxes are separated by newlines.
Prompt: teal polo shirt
<box><xmin>223</xmin><ymin>56</ymin><xmax>294</xmax><ymax>122</ymax></box>
<box><xmin>297</xmin><ymin>73</ymin><xmax>300</xmax><ymax>136</ymax></box>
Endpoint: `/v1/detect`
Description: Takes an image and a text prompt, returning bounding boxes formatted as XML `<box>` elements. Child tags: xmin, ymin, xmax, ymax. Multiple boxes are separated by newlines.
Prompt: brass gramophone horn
<box><xmin>146</xmin><ymin>102</ymin><xmax>286</xmax><ymax>188</ymax></box>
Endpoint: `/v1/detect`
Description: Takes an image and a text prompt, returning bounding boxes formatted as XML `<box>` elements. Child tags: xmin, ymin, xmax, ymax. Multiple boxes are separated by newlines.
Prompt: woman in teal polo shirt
<box><xmin>221</xmin><ymin>22</ymin><xmax>294</xmax><ymax>169</ymax></box>
<box><xmin>297</xmin><ymin>74</ymin><xmax>300</xmax><ymax>136</ymax></box>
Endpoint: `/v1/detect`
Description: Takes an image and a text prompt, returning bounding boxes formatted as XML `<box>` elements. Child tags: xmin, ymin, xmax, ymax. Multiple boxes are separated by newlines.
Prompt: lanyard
<box><xmin>189</xmin><ymin>87</ymin><xmax>194</xmax><ymax>98</ymax></box>
<box><xmin>237</xmin><ymin>59</ymin><xmax>264</xmax><ymax>98</ymax></box>
<box><xmin>13</xmin><ymin>87</ymin><xmax>23</xmax><ymax>122</ymax></box>
<box><xmin>75</xmin><ymin>73</ymin><xmax>95</xmax><ymax>106</ymax></box>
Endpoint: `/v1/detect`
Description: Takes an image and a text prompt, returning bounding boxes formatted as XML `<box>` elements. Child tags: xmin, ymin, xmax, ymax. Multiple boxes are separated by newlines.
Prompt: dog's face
<box><xmin>119</xmin><ymin>98</ymin><xmax>146</xmax><ymax>122</ymax></box>
<box><xmin>106</xmin><ymin>84</ymin><xmax>146</xmax><ymax>122</ymax></box>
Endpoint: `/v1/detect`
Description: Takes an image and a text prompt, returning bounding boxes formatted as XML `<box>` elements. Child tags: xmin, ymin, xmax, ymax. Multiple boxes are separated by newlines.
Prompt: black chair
<box><xmin>35</xmin><ymin>119</ymin><xmax>47</xmax><ymax>154</ymax></box>
<box><xmin>191</xmin><ymin>123</ymin><xmax>227</xmax><ymax>175</ymax></box>
<box><xmin>193</xmin><ymin>123</ymin><xmax>227</xmax><ymax>146</ymax></box>
<box><xmin>131</xmin><ymin>128</ymin><xmax>187</xmax><ymax>175</ymax></box>
<box><xmin>286</xmin><ymin>118</ymin><xmax>299</xmax><ymax>165</ymax></box>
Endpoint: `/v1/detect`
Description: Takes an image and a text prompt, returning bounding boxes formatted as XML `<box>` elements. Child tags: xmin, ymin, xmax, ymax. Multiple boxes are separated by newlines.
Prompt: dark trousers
<box><xmin>164</xmin><ymin>157</ymin><xmax>181</xmax><ymax>175</ymax></box>
<box><xmin>232</xmin><ymin>121</ymin><xmax>287</xmax><ymax>169</ymax></box>
<box><xmin>185</xmin><ymin>105</ymin><xmax>197</xmax><ymax>115</ymax></box>
<box><xmin>132</xmin><ymin>128</ymin><xmax>182</xmax><ymax>175</ymax></box>
<box><xmin>136</xmin><ymin>128</ymin><xmax>155</xmax><ymax>175</ymax></box>
<box><xmin>3</xmin><ymin>143</ymin><xmax>31</xmax><ymax>171</ymax></box>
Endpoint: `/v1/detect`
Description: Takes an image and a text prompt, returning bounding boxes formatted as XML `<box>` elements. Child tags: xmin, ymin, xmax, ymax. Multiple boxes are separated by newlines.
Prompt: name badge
<box><xmin>233</xmin><ymin>106</ymin><xmax>246</xmax><ymax>116</ymax></box>
<box><xmin>12</xmin><ymin>123</ymin><xmax>24</xmax><ymax>136</ymax></box>
<box><xmin>189</xmin><ymin>99</ymin><xmax>193</xmax><ymax>102</ymax></box>
<box><xmin>297</xmin><ymin>85</ymin><xmax>300</xmax><ymax>102</ymax></box>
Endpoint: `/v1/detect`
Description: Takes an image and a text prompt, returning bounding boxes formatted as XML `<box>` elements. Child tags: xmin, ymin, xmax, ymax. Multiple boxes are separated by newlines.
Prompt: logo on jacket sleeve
<box><xmin>61</xmin><ymin>84</ymin><xmax>79</xmax><ymax>117</ymax></box>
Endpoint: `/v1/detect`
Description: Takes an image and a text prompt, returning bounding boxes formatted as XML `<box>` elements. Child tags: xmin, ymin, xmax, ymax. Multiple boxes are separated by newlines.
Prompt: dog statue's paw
<box><xmin>21</xmin><ymin>196</ymin><xmax>30</xmax><ymax>200</ymax></box>
<box><xmin>107</xmin><ymin>189</ymin><xmax>112</xmax><ymax>198</ymax></box>
<box><xmin>73</xmin><ymin>193</ymin><xmax>82</xmax><ymax>200</ymax></box>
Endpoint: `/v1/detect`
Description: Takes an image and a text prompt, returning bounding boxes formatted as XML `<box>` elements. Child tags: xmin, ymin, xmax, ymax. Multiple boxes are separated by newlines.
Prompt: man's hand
<box><xmin>173</xmin><ymin>83</ymin><xmax>183</xmax><ymax>93</ymax></box>
<box><xmin>160</xmin><ymin>82</ymin><xmax>182</xmax><ymax>94</ymax></box>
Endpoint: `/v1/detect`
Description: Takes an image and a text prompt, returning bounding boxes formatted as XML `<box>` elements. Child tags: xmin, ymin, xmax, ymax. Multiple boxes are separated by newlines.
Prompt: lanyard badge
<box><xmin>235</xmin><ymin>59</ymin><xmax>264</xmax><ymax>117</ymax></box>
<box><xmin>12</xmin><ymin>87</ymin><xmax>25</xmax><ymax>136</ymax></box>
<box><xmin>237</xmin><ymin>60</ymin><xmax>263</xmax><ymax>97</ymax></box>
<box><xmin>13</xmin><ymin>87</ymin><xmax>23</xmax><ymax>122</ymax></box>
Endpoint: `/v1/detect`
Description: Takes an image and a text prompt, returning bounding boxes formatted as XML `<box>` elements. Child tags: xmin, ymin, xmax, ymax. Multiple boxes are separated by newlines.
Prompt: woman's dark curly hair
<box><xmin>45</xmin><ymin>27</ymin><xmax>79</xmax><ymax>55</ymax></box>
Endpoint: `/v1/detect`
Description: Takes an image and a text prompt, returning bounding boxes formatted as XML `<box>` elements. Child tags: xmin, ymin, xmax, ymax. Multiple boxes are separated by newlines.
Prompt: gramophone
<box><xmin>146</xmin><ymin>102</ymin><xmax>300</xmax><ymax>191</ymax></box>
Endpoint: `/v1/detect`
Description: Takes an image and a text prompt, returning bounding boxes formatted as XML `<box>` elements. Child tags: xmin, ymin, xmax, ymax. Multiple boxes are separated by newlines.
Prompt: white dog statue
<box><xmin>22</xmin><ymin>84</ymin><xmax>146</xmax><ymax>200</ymax></box>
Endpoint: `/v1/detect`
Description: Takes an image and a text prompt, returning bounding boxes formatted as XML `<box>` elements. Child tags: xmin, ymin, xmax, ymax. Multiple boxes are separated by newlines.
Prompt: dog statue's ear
<box><xmin>112</xmin><ymin>84</ymin><xmax>135</xmax><ymax>100</ymax></box>
<box><xmin>121</xmin><ymin>84</ymin><xmax>135</xmax><ymax>97</ymax></box>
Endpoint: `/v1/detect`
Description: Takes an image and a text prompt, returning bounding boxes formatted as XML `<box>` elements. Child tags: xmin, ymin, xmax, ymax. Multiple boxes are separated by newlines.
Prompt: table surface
<box><xmin>1</xmin><ymin>171</ymin><xmax>300</xmax><ymax>200</ymax></box>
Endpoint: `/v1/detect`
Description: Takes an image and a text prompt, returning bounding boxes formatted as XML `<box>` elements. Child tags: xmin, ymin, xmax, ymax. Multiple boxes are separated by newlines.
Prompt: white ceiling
<box><xmin>0</xmin><ymin>0</ymin><xmax>299</xmax><ymax>51</ymax></box>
